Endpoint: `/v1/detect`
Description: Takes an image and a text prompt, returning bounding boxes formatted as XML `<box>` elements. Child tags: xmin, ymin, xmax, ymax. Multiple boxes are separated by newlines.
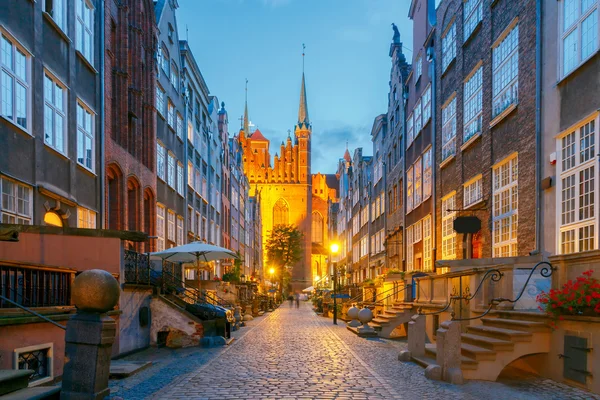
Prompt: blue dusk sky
<box><xmin>177</xmin><ymin>0</ymin><xmax>413</xmax><ymax>174</ymax></box>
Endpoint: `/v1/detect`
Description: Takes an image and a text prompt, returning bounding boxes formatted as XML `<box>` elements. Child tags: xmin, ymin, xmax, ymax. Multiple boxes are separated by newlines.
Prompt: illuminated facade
<box><xmin>238</xmin><ymin>73</ymin><xmax>337</xmax><ymax>290</ymax></box>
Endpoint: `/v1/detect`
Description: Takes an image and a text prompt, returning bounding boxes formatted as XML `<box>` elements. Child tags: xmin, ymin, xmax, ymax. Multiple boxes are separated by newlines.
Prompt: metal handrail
<box><xmin>203</xmin><ymin>290</ymin><xmax>234</xmax><ymax>308</ymax></box>
<box><xmin>378</xmin><ymin>284</ymin><xmax>412</xmax><ymax>305</ymax></box>
<box><xmin>0</xmin><ymin>294</ymin><xmax>66</xmax><ymax>330</ymax></box>
<box><xmin>452</xmin><ymin>261</ymin><xmax>555</xmax><ymax>321</ymax></box>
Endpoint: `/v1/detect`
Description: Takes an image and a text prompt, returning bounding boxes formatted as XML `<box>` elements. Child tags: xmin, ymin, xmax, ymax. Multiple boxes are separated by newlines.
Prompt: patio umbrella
<box><xmin>150</xmin><ymin>242</ymin><xmax>240</xmax><ymax>264</ymax></box>
<box><xmin>302</xmin><ymin>286</ymin><xmax>314</xmax><ymax>293</ymax></box>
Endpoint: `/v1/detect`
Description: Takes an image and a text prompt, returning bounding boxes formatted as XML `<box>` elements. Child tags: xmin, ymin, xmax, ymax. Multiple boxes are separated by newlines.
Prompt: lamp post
<box><xmin>330</xmin><ymin>243</ymin><xmax>340</xmax><ymax>325</ymax></box>
<box><xmin>269</xmin><ymin>267</ymin><xmax>275</xmax><ymax>292</ymax></box>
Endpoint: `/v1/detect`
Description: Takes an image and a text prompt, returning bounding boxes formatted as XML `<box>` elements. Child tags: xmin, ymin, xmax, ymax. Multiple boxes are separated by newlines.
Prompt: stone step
<box><xmin>467</xmin><ymin>325</ymin><xmax>533</xmax><ymax>342</ymax></box>
<box><xmin>411</xmin><ymin>355</ymin><xmax>437</xmax><ymax>369</ymax></box>
<box><xmin>460</xmin><ymin>342</ymin><xmax>497</xmax><ymax>361</ymax></box>
<box><xmin>461</xmin><ymin>333</ymin><xmax>515</xmax><ymax>351</ymax></box>
<box><xmin>424</xmin><ymin>344</ymin><xmax>478</xmax><ymax>370</ymax></box>
<box><xmin>480</xmin><ymin>317</ymin><xmax>550</xmax><ymax>333</ymax></box>
<box><xmin>0</xmin><ymin>385</ymin><xmax>61</xmax><ymax>400</ymax></box>
<box><xmin>0</xmin><ymin>370</ymin><xmax>32</xmax><ymax>396</ymax></box>
<box><xmin>371</xmin><ymin>318</ymin><xmax>391</xmax><ymax>325</ymax></box>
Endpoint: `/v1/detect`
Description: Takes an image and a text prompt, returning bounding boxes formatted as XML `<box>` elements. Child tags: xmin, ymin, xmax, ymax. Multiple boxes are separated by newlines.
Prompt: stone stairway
<box><xmin>369</xmin><ymin>303</ymin><xmax>414</xmax><ymax>338</ymax></box>
<box><xmin>0</xmin><ymin>370</ymin><xmax>60</xmax><ymax>399</ymax></box>
<box><xmin>411</xmin><ymin>316</ymin><xmax>551</xmax><ymax>381</ymax></box>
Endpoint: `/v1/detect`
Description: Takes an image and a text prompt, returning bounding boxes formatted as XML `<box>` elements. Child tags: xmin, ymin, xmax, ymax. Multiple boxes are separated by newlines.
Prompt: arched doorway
<box><xmin>106</xmin><ymin>164</ymin><xmax>123</xmax><ymax>230</ymax></box>
<box><xmin>144</xmin><ymin>188</ymin><xmax>155</xmax><ymax>251</ymax></box>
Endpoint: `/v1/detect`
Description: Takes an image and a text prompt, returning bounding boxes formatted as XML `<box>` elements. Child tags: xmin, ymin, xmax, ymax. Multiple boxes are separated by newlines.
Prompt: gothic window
<box><xmin>273</xmin><ymin>198</ymin><xmax>289</xmax><ymax>226</ymax></box>
<box><xmin>312</xmin><ymin>211</ymin><xmax>323</xmax><ymax>244</ymax></box>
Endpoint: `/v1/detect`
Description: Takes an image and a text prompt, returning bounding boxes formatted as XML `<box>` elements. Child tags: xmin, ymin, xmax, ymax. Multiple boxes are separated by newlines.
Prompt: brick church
<box><xmin>238</xmin><ymin>72</ymin><xmax>337</xmax><ymax>291</ymax></box>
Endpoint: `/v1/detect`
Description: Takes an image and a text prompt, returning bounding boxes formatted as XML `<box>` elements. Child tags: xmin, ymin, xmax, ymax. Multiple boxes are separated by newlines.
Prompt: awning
<box><xmin>302</xmin><ymin>286</ymin><xmax>314</xmax><ymax>292</ymax></box>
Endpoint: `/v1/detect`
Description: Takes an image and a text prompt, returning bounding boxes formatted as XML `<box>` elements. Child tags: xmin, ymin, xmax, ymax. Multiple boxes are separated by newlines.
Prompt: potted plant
<box><xmin>536</xmin><ymin>269</ymin><xmax>600</xmax><ymax>327</ymax></box>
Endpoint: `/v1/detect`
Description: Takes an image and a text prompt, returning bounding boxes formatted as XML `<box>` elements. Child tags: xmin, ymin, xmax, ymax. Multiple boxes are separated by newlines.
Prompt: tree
<box><xmin>265</xmin><ymin>224</ymin><xmax>304</xmax><ymax>296</ymax></box>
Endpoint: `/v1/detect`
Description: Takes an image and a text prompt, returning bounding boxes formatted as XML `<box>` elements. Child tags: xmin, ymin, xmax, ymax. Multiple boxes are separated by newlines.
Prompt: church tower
<box><xmin>295</xmin><ymin>73</ymin><xmax>311</xmax><ymax>184</ymax></box>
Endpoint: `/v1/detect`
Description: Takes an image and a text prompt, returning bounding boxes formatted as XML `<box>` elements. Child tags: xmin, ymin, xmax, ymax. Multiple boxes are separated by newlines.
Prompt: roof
<box><xmin>343</xmin><ymin>149</ymin><xmax>352</xmax><ymax>162</ymax></box>
<box><xmin>325</xmin><ymin>174</ymin><xmax>339</xmax><ymax>191</ymax></box>
<box><xmin>249</xmin><ymin>128</ymin><xmax>268</xmax><ymax>142</ymax></box>
<box><xmin>297</xmin><ymin>73</ymin><xmax>310</xmax><ymax>127</ymax></box>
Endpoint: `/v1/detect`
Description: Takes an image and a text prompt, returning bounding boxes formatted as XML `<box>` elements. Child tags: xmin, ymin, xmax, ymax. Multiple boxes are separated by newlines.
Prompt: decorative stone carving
<box><xmin>346</xmin><ymin>306</ymin><xmax>361</xmax><ymax>327</ymax></box>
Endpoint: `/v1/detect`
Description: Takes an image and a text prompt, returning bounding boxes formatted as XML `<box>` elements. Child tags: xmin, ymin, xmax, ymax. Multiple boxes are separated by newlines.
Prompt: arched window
<box><xmin>273</xmin><ymin>198</ymin><xmax>289</xmax><ymax>226</ymax></box>
<box><xmin>311</xmin><ymin>211</ymin><xmax>323</xmax><ymax>244</ymax></box>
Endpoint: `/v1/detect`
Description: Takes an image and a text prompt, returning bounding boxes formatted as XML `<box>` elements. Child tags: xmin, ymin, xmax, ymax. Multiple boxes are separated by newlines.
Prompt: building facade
<box><xmin>105</xmin><ymin>0</ymin><xmax>157</xmax><ymax>251</ymax></box>
<box><xmin>0</xmin><ymin>0</ymin><xmax>104</xmax><ymax>229</ymax></box>
<box><xmin>370</xmin><ymin>115</ymin><xmax>387</xmax><ymax>278</ymax></box>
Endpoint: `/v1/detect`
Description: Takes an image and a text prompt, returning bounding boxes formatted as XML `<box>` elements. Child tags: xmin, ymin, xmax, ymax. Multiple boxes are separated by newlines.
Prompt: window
<box><xmin>558</xmin><ymin>118</ymin><xmax>597</xmax><ymax>254</ymax></box>
<box><xmin>177</xmin><ymin>216</ymin><xmax>183</xmax><ymax>245</ymax></box>
<box><xmin>161</xmin><ymin>45</ymin><xmax>170</xmax><ymax>76</ymax></box>
<box><xmin>167</xmin><ymin>210</ymin><xmax>175</xmax><ymax>243</ymax></box>
<box><xmin>415</xmin><ymin>54</ymin><xmax>422</xmax><ymax>81</ymax></box>
<box><xmin>177</xmin><ymin>162</ymin><xmax>184</xmax><ymax>196</ymax></box>
<box><xmin>156</xmin><ymin>85</ymin><xmax>165</xmax><ymax>116</ymax></box>
<box><xmin>15</xmin><ymin>343</ymin><xmax>54</xmax><ymax>386</ymax></box>
<box><xmin>75</xmin><ymin>0</ymin><xmax>94</xmax><ymax>63</ymax></box>
<box><xmin>464</xmin><ymin>175</ymin><xmax>483</xmax><ymax>208</ymax></box>
<box><xmin>423</xmin><ymin>148</ymin><xmax>432</xmax><ymax>200</ymax></box>
<box><xmin>442</xmin><ymin>22</ymin><xmax>456</xmax><ymax>71</ymax></box>
<box><xmin>44</xmin><ymin>0</ymin><xmax>66</xmax><ymax>31</ymax></box>
<box><xmin>170</xmin><ymin>63</ymin><xmax>179</xmax><ymax>91</ymax></box>
<box><xmin>157</xmin><ymin>204</ymin><xmax>165</xmax><ymax>251</ymax></box>
<box><xmin>407</xmin><ymin>113</ymin><xmax>414</xmax><ymax>148</ymax></box>
<box><xmin>561</xmin><ymin>0</ymin><xmax>598</xmax><ymax>76</ymax></box>
<box><xmin>1</xmin><ymin>34</ymin><xmax>30</xmax><ymax>130</ymax></box>
<box><xmin>442</xmin><ymin>193</ymin><xmax>457</xmax><ymax>260</ymax></box>
<box><xmin>414</xmin><ymin>99</ymin><xmax>422</xmax><ymax>136</ymax></box>
<box><xmin>423</xmin><ymin>215</ymin><xmax>432</xmax><ymax>271</ymax></box>
<box><xmin>312</xmin><ymin>212</ymin><xmax>324</xmax><ymax>244</ymax></box>
<box><xmin>492</xmin><ymin>23</ymin><xmax>519</xmax><ymax>119</ymax></box>
<box><xmin>273</xmin><ymin>198</ymin><xmax>289</xmax><ymax>226</ymax></box>
<box><xmin>44</xmin><ymin>73</ymin><xmax>66</xmax><ymax>153</ymax></box>
<box><xmin>187</xmin><ymin>160</ymin><xmax>193</xmax><ymax>187</ymax></box>
<box><xmin>414</xmin><ymin>157</ymin><xmax>422</xmax><ymax>206</ymax></box>
<box><xmin>464</xmin><ymin>66</ymin><xmax>483</xmax><ymax>143</ymax></box>
<box><xmin>493</xmin><ymin>154</ymin><xmax>518</xmax><ymax>257</ymax></box>
<box><xmin>187</xmin><ymin>120</ymin><xmax>193</xmax><ymax>142</ymax></box>
<box><xmin>167</xmin><ymin>99</ymin><xmax>174</xmax><ymax>128</ymax></box>
<box><xmin>464</xmin><ymin>0</ymin><xmax>482</xmax><ymax>41</ymax></box>
<box><xmin>176</xmin><ymin>113</ymin><xmax>183</xmax><ymax>139</ymax></box>
<box><xmin>157</xmin><ymin>143</ymin><xmax>165</xmax><ymax>180</ymax></box>
<box><xmin>0</xmin><ymin>176</ymin><xmax>32</xmax><ymax>224</ymax></box>
<box><xmin>422</xmin><ymin>85</ymin><xmax>431</xmax><ymax>124</ymax></box>
<box><xmin>77</xmin><ymin>102</ymin><xmax>94</xmax><ymax>171</ymax></box>
<box><xmin>77</xmin><ymin>207</ymin><xmax>96</xmax><ymax>229</ymax></box>
<box><xmin>168</xmin><ymin>153</ymin><xmax>175</xmax><ymax>188</ymax></box>
<box><xmin>407</xmin><ymin>166</ymin><xmax>414</xmax><ymax>212</ymax></box>
<box><xmin>442</xmin><ymin>96</ymin><xmax>457</xmax><ymax>161</ymax></box>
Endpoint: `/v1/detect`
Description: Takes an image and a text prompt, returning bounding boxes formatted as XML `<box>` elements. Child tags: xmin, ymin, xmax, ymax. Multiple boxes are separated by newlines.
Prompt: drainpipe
<box><xmin>534</xmin><ymin>0</ymin><xmax>543</xmax><ymax>255</ymax></box>
<box><xmin>99</xmin><ymin>0</ymin><xmax>105</xmax><ymax>228</ymax></box>
<box><xmin>429</xmin><ymin>42</ymin><xmax>437</xmax><ymax>270</ymax></box>
<box><xmin>401</xmin><ymin>86</ymin><xmax>407</xmax><ymax>272</ymax></box>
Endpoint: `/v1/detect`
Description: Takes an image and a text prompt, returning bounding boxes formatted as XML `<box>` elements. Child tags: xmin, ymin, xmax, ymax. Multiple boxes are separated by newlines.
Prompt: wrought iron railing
<box><xmin>378</xmin><ymin>284</ymin><xmax>412</xmax><ymax>306</ymax></box>
<box><xmin>0</xmin><ymin>264</ymin><xmax>73</xmax><ymax>308</ymax></box>
<box><xmin>124</xmin><ymin>250</ymin><xmax>151</xmax><ymax>285</ymax></box>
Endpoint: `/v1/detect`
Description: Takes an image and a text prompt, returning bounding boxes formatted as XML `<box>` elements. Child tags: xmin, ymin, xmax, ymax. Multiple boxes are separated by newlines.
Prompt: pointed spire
<box><xmin>243</xmin><ymin>78</ymin><xmax>249</xmax><ymax>135</ymax></box>
<box><xmin>298</xmin><ymin>73</ymin><xmax>309</xmax><ymax>126</ymax></box>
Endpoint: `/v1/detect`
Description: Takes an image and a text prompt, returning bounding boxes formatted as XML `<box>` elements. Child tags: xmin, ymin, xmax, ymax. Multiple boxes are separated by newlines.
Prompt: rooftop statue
<box><xmin>392</xmin><ymin>23</ymin><xmax>400</xmax><ymax>43</ymax></box>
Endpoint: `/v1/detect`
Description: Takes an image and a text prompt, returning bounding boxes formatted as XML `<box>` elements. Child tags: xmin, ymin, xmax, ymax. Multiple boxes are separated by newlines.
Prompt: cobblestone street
<box><xmin>110</xmin><ymin>303</ymin><xmax>600</xmax><ymax>399</ymax></box>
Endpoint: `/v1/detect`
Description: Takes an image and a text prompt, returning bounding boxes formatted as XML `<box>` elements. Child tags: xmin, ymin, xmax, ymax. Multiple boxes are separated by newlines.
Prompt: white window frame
<box><xmin>406</xmin><ymin>113</ymin><xmax>414</xmax><ymax>148</ymax></box>
<box><xmin>77</xmin><ymin>100</ymin><xmax>95</xmax><ymax>172</ymax></box>
<box><xmin>557</xmin><ymin>115</ymin><xmax>599</xmax><ymax>254</ymax></box>
<box><xmin>464</xmin><ymin>174</ymin><xmax>483</xmax><ymax>208</ymax></box>
<box><xmin>492</xmin><ymin>153</ymin><xmax>518</xmax><ymax>257</ymax></box>
<box><xmin>442</xmin><ymin>192</ymin><xmax>457</xmax><ymax>260</ymax></box>
<box><xmin>156</xmin><ymin>84</ymin><xmax>165</xmax><ymax>116</ymax></box>
<box><xmin>415</xmin><ymin>54</ymin><xmax>422</xmax><ymax>81</ymax></box>
<box><xmin>43</xmin><ymin>71</ymin><xmax>67</xmax><ymax>155</ymax></box>
<box><xmin>44</xmin><ymin>0</ymin><xmax>67</xmax><ymax>33</ymax></box>
<box><xmin>492</xmin><ymin>22</ymin><xmax>519</xmax><ymax>119</ymax></box>
<box><xmin>423</xmin><ymin>147</ymin><xmax>432</xmax><ymax>200</ymax></box>
<box><xmin>161</xmin><ymin>45</ymin><xmax>170</xmax><ymax>76</ymax></box>
<box><xmin>464</xmin><ymin>65</ymin><xmax>483</xmax><ymax>143</ymax></box>
<box><xmin>442</xmin><ymin>95</ymin><xmax>457</xmax><ymax>162</ymax></box>
<box><xmin>177</xmin><ymin>162</ymin><xmax>184</xmax><ymax>196</ymax></box>
<box><xmin>77</xmin><ymin>206</ymin><xmax>96</xmax><ymax>228</ymax></box>
<box><xmin>407</xmin><ymin>166</ymin><xmax>414</xmax><ymax>213</ymax></box>
<box><xmin>422</xmin><ymin>84</ymin><xmax>431</xmax><ymax>125</ymax></box>
<box><xmin>177</xmin><ymin>215</ymin><xmax>184</xmax><ymax>246</ymax></box>
<box><xmin>414</xmin><ymin>98</ymin><xmax>422</xmax><ymax>137</ymax></box>
<box><xmin>414</xmin><ymin>157</ymin><xmax>422</xmax><ymax>206</ymax></box>
<box><xmin>560</xmin><ymin>0</ymin><xmax>599</xmax><ymax>77</ymax></box>
<box><xmin>167</xmin><ymin>210</ymin><xmax>175</xmax><ymax>242</ymax></box>
<box><xmin>76</xmin><ymin>0</ymin><xmax>94</xmax><ymax>63</ymax></box>
<box><xmin>464</xmin><ymin>0</ymin><xmax>483</xmax><ymax>42</ymax></box>
<box><xmin>442</xmin><ymin>22</ymin><xmax>456</xmax><ymax>72</ymax></box>
<box><xmin>176</xmin><ymin>112</ymin><xmax>183</xmax><ymax>139</ymax></box>
<box><xmin>14</xmin><ymin>343</ymin><xmax>54</xmax><ymax>386</ymax></box>
<box><xmin>157</xmin><ymin>142</ymin><xmax>165</xmax><ymax>181</ymax></box>
<box><xmin>167</xmin><ymin>152</ymin><xmax>176</xmax><ymax>188</ymax></box>
<box><xmin>0</xmin><ymin>176</ymin><xmax>32</xmax><ymax>225</ymax></box>
<box><xmin>423</xmin><ymin>215</ymin><xmax>432</xmax><ymax>272</ymax></box>
<box><xmin>157</xmin><ymin>204</ymin><xmax>165</xmax><ymax>251</ymax></box>
<box><xmin>167</xmin><ymin>99</ymin><xmax>175</xmax><ymax>128</ymax></box>
<box><xmin>0</xmin><ymin>30</ymin><xmax>31</xmax><ymax>132</ymax></box>
<box><xmin>170</xmin><ymin>62</ymin><xmax>179</xmax><ymax>91</ymax></box>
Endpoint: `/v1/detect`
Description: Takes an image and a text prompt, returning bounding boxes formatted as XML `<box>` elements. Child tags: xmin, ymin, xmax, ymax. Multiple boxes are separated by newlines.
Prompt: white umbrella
<box><xmin>302</xmin><ymin>286</ymin><xmax>314</xmax><ymax>293</ymax></box>
<box><xmin>150</xmin><ymin>242</ymin><xmax>240</xmax><ymax>264</ymax></box>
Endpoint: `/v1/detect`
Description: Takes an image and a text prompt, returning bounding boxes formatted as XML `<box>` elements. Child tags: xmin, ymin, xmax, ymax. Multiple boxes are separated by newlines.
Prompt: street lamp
<box><xmin>330</xmin><ymin>243</ymin><xmax>340</xmax><ymax>325</ymax></box>
<box><xmin>269</xmin><ymin>267</ymin><xmax>275</xmax><ymax>291</ymax></box>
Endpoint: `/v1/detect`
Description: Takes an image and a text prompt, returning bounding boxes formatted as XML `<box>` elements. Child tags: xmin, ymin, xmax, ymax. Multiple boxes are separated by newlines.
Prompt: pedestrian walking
<box><xmin>288</xmin><ymin>294</ymin><xmax>294</xmax><ymax>308</ymax></box>
<box><xmin>295</xmin><ymin>292</ymin><xmax>300</xmax><ymax>308</ymax></box>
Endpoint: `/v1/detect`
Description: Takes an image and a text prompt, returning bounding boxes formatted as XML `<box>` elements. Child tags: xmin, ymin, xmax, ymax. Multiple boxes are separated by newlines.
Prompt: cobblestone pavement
<box><xmin>111</xmin><ymin>302</ymin><xmax>600</xmax><ymax>399</ymax></box>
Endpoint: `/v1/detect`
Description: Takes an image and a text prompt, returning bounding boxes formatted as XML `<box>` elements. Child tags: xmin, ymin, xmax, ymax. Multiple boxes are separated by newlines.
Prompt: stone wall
<box><xmin>149</xmin><ymin>296</ymin><xmax>203</xmax><ymax>347</ymax></box>
<box><xmin>119</xmin><ymin>288</ymin><xmax>153</xmax><ymax>355</ymax></box>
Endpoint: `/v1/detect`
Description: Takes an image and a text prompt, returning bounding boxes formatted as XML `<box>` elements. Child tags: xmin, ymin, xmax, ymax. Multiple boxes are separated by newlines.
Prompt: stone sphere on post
<box><xmin>358</xmin><ymin>307</ymin><xmax>373</xmax><ymax>324</ymax></box>
<box><xmin>71</xmin><ymin>269</ymin><xmax>120</xmax><ymax>313</ymax></box>
<box><xmin>347</xmin><ymin>306</ymin><xmax>359</xmax><ymax>320</ymax></box>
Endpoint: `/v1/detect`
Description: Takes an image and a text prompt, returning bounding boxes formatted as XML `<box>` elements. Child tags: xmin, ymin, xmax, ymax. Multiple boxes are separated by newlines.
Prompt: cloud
<box><xmin>311</xmin><ymin>123</ymin><xmax>372</xmax><ymax>173</ymax></box>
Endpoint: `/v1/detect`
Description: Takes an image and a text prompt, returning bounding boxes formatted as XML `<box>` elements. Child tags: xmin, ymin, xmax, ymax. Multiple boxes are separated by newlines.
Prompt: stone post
<box><xmin>436</xmin><ymin>320</ymin><xmax>464</xmax><ymax>384</ymax></box>
<box><xmin>61</xmin><ymin>269</ymin><xmax>120</xmax><ymax>400</ymax></box>
<box><xmin>399</xmin><ymin>314</ymin><xmax>425</xmax><ymax>361</ymax></box>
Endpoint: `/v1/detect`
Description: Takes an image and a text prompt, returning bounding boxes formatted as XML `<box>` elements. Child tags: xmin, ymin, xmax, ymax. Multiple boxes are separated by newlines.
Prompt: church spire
<box><xmin>297</xmin><ymin>44</ymin><xmax>310</xmax><ymax>127</ymax></box>
<box><xmin>243</xmin><ymin>78</ymin><xmax>250</xmax><ymax>135</ymax></box>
